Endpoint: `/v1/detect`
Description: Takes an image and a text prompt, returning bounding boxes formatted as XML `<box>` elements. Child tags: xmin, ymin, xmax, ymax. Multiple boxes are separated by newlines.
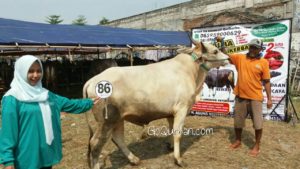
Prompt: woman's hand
<box><xmin>92</xmin><ymin>97</ymin><xmax>101</xmax><ymax>105</ymax></box>
<box><xmin>4</xmin><ymin>165</ymin><xmax>15</xmax><ymax>169</ymax></box>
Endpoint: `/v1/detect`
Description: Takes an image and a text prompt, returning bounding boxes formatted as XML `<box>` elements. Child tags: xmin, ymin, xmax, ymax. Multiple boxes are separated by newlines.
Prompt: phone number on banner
<box><xmin>199</xmin><ymin>30</ymin><xmax>242</xmax><ymax>38</ymax></box>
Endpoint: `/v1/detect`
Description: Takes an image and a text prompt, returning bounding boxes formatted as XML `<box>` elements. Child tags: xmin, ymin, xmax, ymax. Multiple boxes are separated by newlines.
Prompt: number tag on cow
<box><xmin>95</xmin><ymin>80</ymin><xmax>113</xmax><ymax>98</ymax></box>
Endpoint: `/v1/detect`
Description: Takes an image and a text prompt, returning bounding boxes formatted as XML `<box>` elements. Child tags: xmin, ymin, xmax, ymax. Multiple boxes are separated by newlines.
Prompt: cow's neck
<box><xmin>199</xmin><ymin>63</ymin><xmax>210</xmax><ymax>72</ymax></box>
<box><xmin>173</xmin><ymin>53</ymin><xmax>208</xmax><ymax>100</ymax></box>
<box><xmin>192</xmin><ymin>53</ymin><xmax>211</xmax><ymax>97</ymax></box>
<box><xmin>189</xmin><ymin>54</ymin><xmax>209</xmax><ymax>98</ymax></box>
<box><xmin>174</xmin><ymin>53</ymin><xmax>208</xmax><ymax>85</ymax></box>
<box><xmin>191</xmin><ymin>52</ymin><xmax>211</xmax><ymax>72</ymax></box>
<box><xmin>195</xmin><ymin>64</ymin><xmax>208</xmax><ymax>96</ymax></box>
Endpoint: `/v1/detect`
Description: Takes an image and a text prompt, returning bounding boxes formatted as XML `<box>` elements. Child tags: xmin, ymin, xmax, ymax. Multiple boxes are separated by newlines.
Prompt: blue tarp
<box><xmin>0</xmin><ymin>18</ymin><xmax>190</xmax><ymax>47</ymax></box>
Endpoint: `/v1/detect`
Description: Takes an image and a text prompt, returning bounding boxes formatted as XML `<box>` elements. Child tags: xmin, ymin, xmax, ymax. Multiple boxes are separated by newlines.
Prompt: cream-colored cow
<box><xmin>83</xmin><ymin>40</ymin><xmax>229</xmax><ymax>169</ymax></box>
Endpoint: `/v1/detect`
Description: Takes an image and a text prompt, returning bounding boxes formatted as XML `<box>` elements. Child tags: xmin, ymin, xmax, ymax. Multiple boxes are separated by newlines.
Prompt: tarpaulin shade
<box><xmin>0</xmin><ymin>18</ymin><xmax>190</xmax><ymax>47</ymax></box>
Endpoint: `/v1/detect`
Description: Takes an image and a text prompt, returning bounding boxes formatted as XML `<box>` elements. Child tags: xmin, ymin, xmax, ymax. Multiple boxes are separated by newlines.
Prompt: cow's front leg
<box><xmin>112</xmin><ymin>120</ymin><xmax>140</xmax><ymax>165</ymax></box>
<box><xmin>173</xmin><ymin>107</ymin><xmax>188</xmax><ymax>167</ymax></box>
<box><xmin>140</xmin><ymin>124</ymin><xmax>150</xmax><ymax>139</ymax></box>
<box><xmin>213</xmin><ymin>87</ymin><xmax>216</xmax><ymax>97</ymax></box>
<box><xmin>227</xmin><ymin>87</ymin><xmax>231</xmax><ymax>101</ymax></box>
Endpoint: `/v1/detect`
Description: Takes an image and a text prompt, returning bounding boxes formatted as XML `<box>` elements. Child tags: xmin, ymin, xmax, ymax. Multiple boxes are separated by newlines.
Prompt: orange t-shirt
<box><xmin>229</xmin><ymin>53</ymin><xmax>270</xmax><ymax>101</ymax></box>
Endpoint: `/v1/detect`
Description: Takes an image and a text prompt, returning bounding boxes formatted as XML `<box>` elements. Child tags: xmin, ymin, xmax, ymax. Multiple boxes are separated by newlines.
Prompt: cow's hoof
<box><xmin>90</xmin><ymin>157</ymin><xmax>106</xmax><ymax>169</ymax></box>
<box><xmin>128</xmin><ymin>153</ymin><xmax>140</xmax><ymax>165</ymax></box>
<box><xmin>129</xmin><ymin>156</ymin><xmax>140</xmax><ymax>165</ymax></box>
<box><xmin>91</xmin><ymin>152</ymin><xmax>108</xmax><ymax>169</ymax></box>
<box><xmin>175</xmin><ymin>158</ymin><xmax>187</xmax><ymax>167</ymax></box>
<box><xmin>93</xmin><ymin>163</ymin><xmax>105</xmax><ymax>169</ymax></box>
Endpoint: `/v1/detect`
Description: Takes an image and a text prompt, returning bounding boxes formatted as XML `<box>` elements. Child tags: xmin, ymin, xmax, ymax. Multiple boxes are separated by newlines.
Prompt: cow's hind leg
<box><xmin>89</xmin><ymin>123</ymin><xmax>113</xmax><ymax>169</ymax></box>
<box><xmin>112</xmin><ymin>120</ymin><xmax>140</xmax><ymax>165</ymax></box>
<box><xmin>166</xmin><ymin>117</ymin><xmax>174</xmax><ymax>150</ymax></box>
<box><xmin>89</xmin><ymin>105</ymin><xmax>120</xmax><ymax>169</ymax></box>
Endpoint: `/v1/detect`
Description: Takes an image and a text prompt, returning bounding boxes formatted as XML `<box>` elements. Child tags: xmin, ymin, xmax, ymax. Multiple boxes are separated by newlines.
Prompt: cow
<box><xmin>0</xmin><ymin>61</ymin><xmax>14</xmax><ymax>90</ymax></box>
<box><xmin>204</xmin><ymin>68</ymin><xmax>235</xmax><ymax>99</ymax></box>
<box><xmin>115</xmin><ymin>57</ymin><xmax>156</xmax><ymax>67</ymax></box>
<box><xmin>43</xmin><ymin>60</ymin><xmax>61</xmax><ymax>91</ymax></box>
<box><xmin>83</xmin><ymin>40</ymin><xmax>229</xmax><ymax>169</ymax></box>
<box><xmin>42</xmin><ymin>58</ymin><xmax>118</xmax><ymax>93</ymax></box>
<box><xmin>0</xmin><ymin>77</ymin><xmax>6</xmax><ymax>98</ymax></box>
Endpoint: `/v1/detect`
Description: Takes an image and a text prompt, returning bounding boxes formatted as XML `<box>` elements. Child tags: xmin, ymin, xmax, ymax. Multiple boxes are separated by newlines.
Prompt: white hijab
<box><xmin>5</xmin><ymin>55</ymin><xmax>54</xmax><ymax>145</ymax></box>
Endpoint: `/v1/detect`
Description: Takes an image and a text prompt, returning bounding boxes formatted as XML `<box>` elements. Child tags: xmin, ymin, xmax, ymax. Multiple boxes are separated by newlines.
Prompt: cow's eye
<box><xmin>213</xmin><ymin>50</ymin><xmax>218</xmax><ymax>54</ymax></box>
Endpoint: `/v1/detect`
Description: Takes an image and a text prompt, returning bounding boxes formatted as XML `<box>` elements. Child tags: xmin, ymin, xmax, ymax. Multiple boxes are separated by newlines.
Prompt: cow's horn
<box><xmin>191</xmin><ymin>38</ymin><xmax>201</xmax><ymax>46</ymax></box>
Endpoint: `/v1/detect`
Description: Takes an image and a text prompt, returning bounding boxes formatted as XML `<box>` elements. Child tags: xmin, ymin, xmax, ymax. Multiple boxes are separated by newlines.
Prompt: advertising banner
<box><xmin>191</xmin><ymin>20</ymin><xmax>291</xmax><ymax>121</ymax></box>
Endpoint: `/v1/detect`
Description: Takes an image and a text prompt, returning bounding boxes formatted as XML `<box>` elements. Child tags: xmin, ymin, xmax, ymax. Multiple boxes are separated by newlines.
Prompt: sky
<box><xmin>0</xmin><ymin>0</ymin><xmax>190</xmax><ymax>25</ymax></box>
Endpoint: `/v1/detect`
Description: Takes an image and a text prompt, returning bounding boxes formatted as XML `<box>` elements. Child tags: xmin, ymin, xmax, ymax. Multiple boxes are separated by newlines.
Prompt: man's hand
<box><xmin>215</xmin><ymin>36</ymin><xmax>224</xmax><ymax>42</ymax></box>
<box><xmin>215</xmin><ymin>36</ymin><xmax>227</xmax><ymax>53</ymax></box>
<box><xmin>4</xmin><ymin>166</ymin><xmax>15</xmax><ymax>169</ymax></box>
<box><xmin>263</xmin><ymin>79</ymin><xmax>272</xmax><ymax>109</ymax></box>
<box><xmin>267</xmin><ymin>99</ymin><xmax>272</xmax><ymax>109</ymax></box>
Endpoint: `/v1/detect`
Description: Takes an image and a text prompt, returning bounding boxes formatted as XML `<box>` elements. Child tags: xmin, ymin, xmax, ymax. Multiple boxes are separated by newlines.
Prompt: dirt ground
<box><xmin>54</xmin><ymin>113</ymin><xmax>300</xmax><ymax>169</ymax></box>
<box><xmin>0</xmin><ymin>100</ymin><xmax>299</xmax><ymax>169</ymax></box>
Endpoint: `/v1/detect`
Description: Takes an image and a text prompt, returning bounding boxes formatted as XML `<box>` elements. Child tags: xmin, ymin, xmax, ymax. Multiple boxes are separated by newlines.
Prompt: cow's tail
<box><xmin>83</xmin><ymin>81</ymin><xmax>89</xmax><ymax>99</ymax></box>
<box><xmin>86</xmin><ymin>111</ymin><xmax>93</xmax><ymax>168</ymax></box>
<box><xmin>83</xmin><ymin>82</ymin><xmax>94</xmax><ymax>168</ymax></box>
<box><xmin>82</xmin><ymin>82</ymin><xmax>93</xmax><ymax>138</ymax></box>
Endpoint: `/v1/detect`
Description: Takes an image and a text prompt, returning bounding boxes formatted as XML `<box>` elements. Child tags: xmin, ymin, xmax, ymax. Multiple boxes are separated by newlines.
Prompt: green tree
<box><xmin>45</xmin><ymin>15</ymin><xmax>63</xmax><ymax>24</ymax></box>
<box><xmin>72</xmin><ymin>15</ymin><xmax>87</xmax><ymax>26</ymax></box>
<box><xmin>99</xmin><ymin>17</ymin><xmax>109</xmax><ymax>25</ymax></box>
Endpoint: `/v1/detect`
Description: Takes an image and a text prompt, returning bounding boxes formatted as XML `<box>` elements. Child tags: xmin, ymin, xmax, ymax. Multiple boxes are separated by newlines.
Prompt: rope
<box><xmin>191</xmin><ymin>52</ymin><xmax>228</xmax><ymax>72</ymax></box>
<box><xmin>104</xmin><ymin>98</ymin><xmax>108</xmax><ymax>119</ymax></box>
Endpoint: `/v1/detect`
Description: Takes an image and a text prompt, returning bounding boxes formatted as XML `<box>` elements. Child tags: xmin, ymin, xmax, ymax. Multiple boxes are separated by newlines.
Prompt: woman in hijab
<box><xmin>0</xmin><ymin>55</ymin><xmax>99</xmax><ymax>169</ymax></box>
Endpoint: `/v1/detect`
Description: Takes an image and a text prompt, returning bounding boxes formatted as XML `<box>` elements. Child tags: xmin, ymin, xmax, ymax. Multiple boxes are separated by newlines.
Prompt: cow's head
<box><xmin>179</xmin><ymin>39</ymin><xmax>229</xmax><ymax>71</ymax></box>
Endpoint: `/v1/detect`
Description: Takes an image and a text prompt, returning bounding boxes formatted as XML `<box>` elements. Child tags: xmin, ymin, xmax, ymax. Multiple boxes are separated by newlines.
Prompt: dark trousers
<box><xmin>40</xmin><ymin>167</ymin><xmax>52</xmax><ymax>169</ymax></box>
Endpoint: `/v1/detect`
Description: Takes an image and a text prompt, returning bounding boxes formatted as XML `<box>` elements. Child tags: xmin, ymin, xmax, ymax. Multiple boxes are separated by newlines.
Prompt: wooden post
<box><xmin>127</xmin><ymin>45</ymin><xmax>133</xmax><ymax>66</ymax></box>
<box><xmin>291</xmin><ymin>56</ymin><xmax>299</xmax><ymax>92</ymax></box>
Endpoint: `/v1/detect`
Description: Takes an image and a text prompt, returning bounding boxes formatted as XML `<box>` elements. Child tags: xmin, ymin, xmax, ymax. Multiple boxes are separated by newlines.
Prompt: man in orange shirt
<box><xmin>219</xmin><ymin>38</ymin><xmax>272</xmax><ymax>157</ymax></box>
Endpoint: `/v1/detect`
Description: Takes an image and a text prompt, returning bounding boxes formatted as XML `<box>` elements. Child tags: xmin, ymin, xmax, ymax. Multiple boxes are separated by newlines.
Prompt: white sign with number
<box><xmin>95</xmin><ymin>80</ymin><xmax>113</xmax><ymax>98</ymax></box>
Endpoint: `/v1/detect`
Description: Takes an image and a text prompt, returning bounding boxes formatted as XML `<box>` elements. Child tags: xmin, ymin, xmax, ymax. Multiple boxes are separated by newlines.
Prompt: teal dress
<box><xmin>0</xmin><ymin>92</ymin><xmax>93</xmax><ymax>169</ymax></box>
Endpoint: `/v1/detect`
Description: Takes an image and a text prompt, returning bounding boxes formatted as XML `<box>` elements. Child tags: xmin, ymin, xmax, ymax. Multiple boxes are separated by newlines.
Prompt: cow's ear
<box><xmin>177</xmin><ymin>47</ymin><xmax>193</xmax><ymax>54</ymax></box>
<box><xmin>200</xmin><ymin>42</ymin><xmax>207</xmax><ymax>54</ymax></box>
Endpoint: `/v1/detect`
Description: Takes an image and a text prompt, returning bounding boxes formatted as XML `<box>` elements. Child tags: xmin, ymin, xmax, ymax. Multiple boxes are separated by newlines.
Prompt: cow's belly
<box><xmin>123</xmin><ymin>111</ymin><xmax>172</xmax><ymax>126</ymax></box>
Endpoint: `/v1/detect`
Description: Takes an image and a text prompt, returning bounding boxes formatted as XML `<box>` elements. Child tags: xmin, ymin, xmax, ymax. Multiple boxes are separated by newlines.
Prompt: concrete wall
<box><xmin>291</xmin><ymin>32</ymin><xmax>300</xmax><ymax>51</ymax></box>
<box><xmin>294</xmin><ymin>0</ymin><xmax>300</xmax><ymax>31</ymax></box>
<box><xmin>107</xmin><ymin>0</ymin><xmax>294</xmax><ymax>31</ymax></box>
<box><xmin>107</xmin><ymin>0</ymin><xmax>299</xmax><ymax>52</ymax></box>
